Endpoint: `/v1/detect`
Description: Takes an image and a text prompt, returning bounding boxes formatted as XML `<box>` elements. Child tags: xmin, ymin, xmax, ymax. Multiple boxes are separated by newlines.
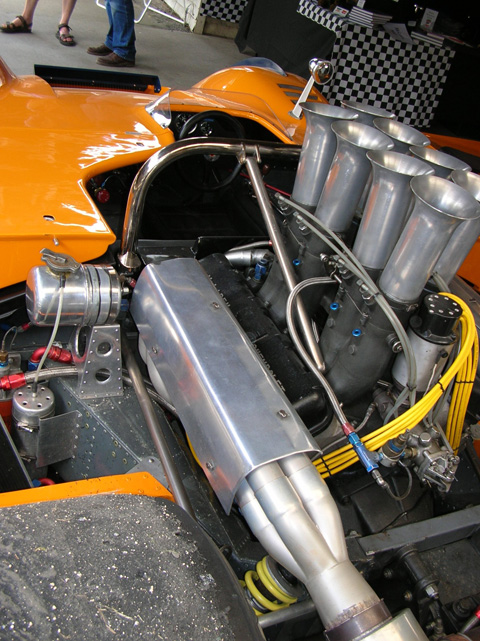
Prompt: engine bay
<box><xmin>1</xmin><ymin>101</ymin><xmax>480</xmax><ymax>641</ymax></box>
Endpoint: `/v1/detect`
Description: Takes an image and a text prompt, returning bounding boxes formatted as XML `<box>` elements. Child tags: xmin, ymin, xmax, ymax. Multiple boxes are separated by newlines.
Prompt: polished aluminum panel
<box><xmin>36</xmin><ymin>411</ymin><xmax>81</xmax><ymax>467</ymax></box>
<box><xmin>130</xmin><ymin>258</ymin><xmax>319</xmax><ymax>513</ymax></box>
<box><xmin>365</xmin><ymin>609</ymin><xmax>428</xmax><ymax>641</ymax></box>
<box><xmin>26</xmin><ymin>263</ymin><xmax>121</xmax><ymax>327</ymax></box>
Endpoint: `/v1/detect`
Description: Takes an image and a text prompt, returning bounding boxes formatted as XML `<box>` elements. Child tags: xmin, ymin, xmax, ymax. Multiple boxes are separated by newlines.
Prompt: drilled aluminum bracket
<box><xmin>73</xmin><ymin>324</ymin><xmax>123</xmax><ymax>399</ymax></box>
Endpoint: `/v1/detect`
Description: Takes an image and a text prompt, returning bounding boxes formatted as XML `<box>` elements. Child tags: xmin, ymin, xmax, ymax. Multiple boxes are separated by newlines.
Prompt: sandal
<box><xmin>0</xmin><ymin>15</ymin><xmax>32</xmax><ymax>33</ymax></box>
<box><xmin>56</xmin><ymin>23</ymin><xmax>75</xmax><ymax>46</ymax></box>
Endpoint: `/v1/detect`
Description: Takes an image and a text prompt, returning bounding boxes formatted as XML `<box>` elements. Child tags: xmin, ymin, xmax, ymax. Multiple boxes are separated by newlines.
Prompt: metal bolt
<box><xmin>212</xmin><ymin>302</ymin><xmax>220</xmax><ymax>309</ymax></box>
<box><xmin>404</xmin><ymin>591</ymin><xmax>413</xmax><ymax>602</ymax></box>
<box><xmin>419</xmin><ymin>432</ymin><xmax>432</xmax><ymax>447</ymax></box>
<box><xmin>205</xmin><ymin>461</ymin><xmax>215</xmax><ymax>471</ymax></box>
<box><xmin>425</xmin><ymin>585</ymin><xmax>438</xmax><ymax>600</ymax></box>
<box><xmin>277</xmin><ymin>409</ymin><xmax>289</xmax><ymax>419</ymax></box>
<box><xmin>389</xmin><ymin>339</ymin><xmax>402</xmax><ymax>353</ymax></box>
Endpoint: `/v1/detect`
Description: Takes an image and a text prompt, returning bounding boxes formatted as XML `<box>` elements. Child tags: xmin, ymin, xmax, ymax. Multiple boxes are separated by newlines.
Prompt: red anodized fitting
<box><xmin>29</xmin><ymin>346</ymin><xmax>73</xmax><ymax>365</ymax></box>
<box><xmin>0</xmin><ymin>372</ymin><xmax>27</xmax><ymax>390</ymax></box>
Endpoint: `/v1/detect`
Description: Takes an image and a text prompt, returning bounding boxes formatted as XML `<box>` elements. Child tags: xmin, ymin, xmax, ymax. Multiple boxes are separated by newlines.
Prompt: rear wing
<box><xmin>34</xmin><ymin>64</ymin><xmax>161</xmax><ymax>94</ymax></box>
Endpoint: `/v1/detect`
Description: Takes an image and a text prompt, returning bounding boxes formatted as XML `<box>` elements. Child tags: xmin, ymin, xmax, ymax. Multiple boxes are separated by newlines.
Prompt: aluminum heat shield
<box><xmin>130</xmin><ymin>258</ymin><xmax>320</xmax><ymax>513</ymax></box>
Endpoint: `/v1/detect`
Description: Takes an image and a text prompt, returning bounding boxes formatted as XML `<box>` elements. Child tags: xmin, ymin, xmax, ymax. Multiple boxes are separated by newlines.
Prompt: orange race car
<box><xmin>1</xmin><ymin>55</ymin><xmax>480</xmax><ymax>641</ymax></box>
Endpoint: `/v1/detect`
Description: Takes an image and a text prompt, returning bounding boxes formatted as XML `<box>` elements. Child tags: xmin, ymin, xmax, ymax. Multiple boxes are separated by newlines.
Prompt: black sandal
<box><xmin>0</xmin><ymin>15</ymin><xmax>32</xmax><ymax>33</ymax></box>
<box><xmin>56</xmin><ymin>23</ymin><xmax>75</xmax><ymax>46</ymax></box>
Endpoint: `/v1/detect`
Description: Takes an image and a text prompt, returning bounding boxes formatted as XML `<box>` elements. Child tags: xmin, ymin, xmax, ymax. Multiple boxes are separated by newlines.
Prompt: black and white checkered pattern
<box><xmin>324</xmin><ymin>24</ymin><xmax>455</xmax><ymax>126</ymax></box>
<box><xmin>297</xmin><ymin>0</ymin><xmax>347</xmax><ymax>35</ymax></box>
<box><xmin>201</xmin><ymin>0</ymin><xmax>248</xmax><ymax>23</ymax></box>
<box><xmin>298</xmin><ymin>0</ymin><xmax>455</xmax><ymax>127</ymax></box>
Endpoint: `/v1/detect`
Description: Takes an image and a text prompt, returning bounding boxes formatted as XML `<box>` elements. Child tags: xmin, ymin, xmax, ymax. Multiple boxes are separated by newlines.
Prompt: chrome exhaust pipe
<box><xmin>236</xmin><ymin>479</ymin><xmax>306</xmax><ymax>582</ymax></box>
<box><xmin>279</xmin><ymin>454</ymin><xmax>349</xmax><ymax>563</ymax></box>
<box><xmin>409</xmin><ymin>145</ymin><xmax>472</xmax><ymax>179</ymax></box>
<box><xmin>352</xmin><ymin>150</ymin><xmax>433</xmax><ymax>272</ymax></box>
<box><xmin>314</xmin><ymin>121</ymin><xmax>393</xmax><ymax>233</ymax></box>
<box><xmin>379</xmin><ymin>175</ymin><xmax>480</xmax><ymax>304</ymax></box>
<box><xmin>237</xmin><ymin>459</ymin><xmax>383</xmax><ymax>630</ymax></box>
<box><xmin>291</xmin><ymin>103</ymin><xmax>358</xmax><ymax>210</ymax></box>
<box><xmin>434</xmin><ymin>170</ymin><xmax>480</xmax><ymax>284</ymax></box>
<box><xmin>236</xmin><ymin>455</ymin><xmax>429</xmax><ymax>641</ymax></box>
<box><xmin>373</xmin><ymin>118</ymin><xmax>430</xmax><ymax>154</ymax></box>
<box><xmin>341</xmin><ymin>99</ymin><xmax>396</xmax><ymax>126</ymax></box>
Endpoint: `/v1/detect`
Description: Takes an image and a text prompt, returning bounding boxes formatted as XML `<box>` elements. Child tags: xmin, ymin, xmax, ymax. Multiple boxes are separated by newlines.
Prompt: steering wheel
<box><xmin>177</xmin><ymin>110</ymin><xmax>246</xmax><ymax>191</ymax></box>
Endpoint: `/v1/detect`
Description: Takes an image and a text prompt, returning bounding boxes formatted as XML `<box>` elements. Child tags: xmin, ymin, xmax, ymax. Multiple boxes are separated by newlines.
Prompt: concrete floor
<box><xmin>0</xmin><ymin>0</ymin><xmax>243</xmax><ymax>88</ymax></box>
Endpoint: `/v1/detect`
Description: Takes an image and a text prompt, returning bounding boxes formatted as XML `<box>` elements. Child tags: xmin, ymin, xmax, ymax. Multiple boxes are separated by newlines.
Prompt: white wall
<box><xmin>163</xmin><ymin>0</ymin><xmax>203</xmax><ymax>31</ymax></box>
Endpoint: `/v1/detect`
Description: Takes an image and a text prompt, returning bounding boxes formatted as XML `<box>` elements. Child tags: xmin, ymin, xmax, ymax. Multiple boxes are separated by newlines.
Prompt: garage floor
<box><xmin>0</xmin><ymin>0</ymin><xmax>243</xmax><ymax>88</ymax></box>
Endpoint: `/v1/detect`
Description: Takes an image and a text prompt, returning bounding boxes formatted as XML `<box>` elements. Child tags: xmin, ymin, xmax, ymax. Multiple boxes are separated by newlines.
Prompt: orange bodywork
<box><xmin>1</xmin><ymin>53</ymin><xmax>479</xmax><ymax>291</ymax></box>
<box><xmin>457</xmin><ymin>242</ymin><xmax>480</xmax><ymax>291</ymax></box>
<box><xmin>0</xmin><ymin>472</ymin><xmax>172</xmax><ymax>508</ymax></box>
<box><xmin>0</xmin><ymin>59</ymin><xmax>176</xmax><ymax>289</ymax></box>
<box><xmin>427</xmin><ymin>133</ymin><xmax>480</xmax><ymax>159</ymax></box>
<box><xmin>188</xmin><ymin>64</ymin><xmax>327</xmax><ymax>144</ymax></box>
<box><xmin>0</xmin><ymin>59</ymin><xmax>325</xmax><ymax>289</ymax></box>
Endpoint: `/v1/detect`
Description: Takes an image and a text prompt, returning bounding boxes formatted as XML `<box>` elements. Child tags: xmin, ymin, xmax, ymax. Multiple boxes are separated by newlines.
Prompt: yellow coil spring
<box><xmin>243</xmin><ymin>557</ymin><xmax>297</xmax><ymax>615</ymax></box>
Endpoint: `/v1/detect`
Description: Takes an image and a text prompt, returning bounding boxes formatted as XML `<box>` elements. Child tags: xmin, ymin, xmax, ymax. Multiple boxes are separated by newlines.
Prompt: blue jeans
<box><xmin>105</xmin><ymin>0</ymin><xmax>136</xmax><ymax>62</ymax></box>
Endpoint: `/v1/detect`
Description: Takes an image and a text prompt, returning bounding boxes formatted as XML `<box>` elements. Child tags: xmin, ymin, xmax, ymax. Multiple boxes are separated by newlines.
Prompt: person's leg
<box><xmin>20</xmin><ymin>0</ymin><xmax>38</xmax><ymax>23</ymax></box>
<box><xmin>104</xmin><ymin>0</ymin><xmax>135</xmax><ymax>61</ymax></box>
<box><xmin>57</xmin><ymin>0</ymin><xmax>77</xmax><ymax>42</ymax></box>
<box><xmin>104</xmin><ymin>0</ymin><xmax>115</xmax><ymax>50</ymax></box>
<box><xmin>86</xmin><ymin>0</ymin><xmax>113</xmax><ymax>55</ymax></box>
<box><xmin>1</xmin><ymin>0</ymin><xmax>39</xmax><ymax>31</ymax></box>
<box><xmin>59</xmin><ymin>0</ymin><xmax>77</xmax><ymax>24</ymax></box>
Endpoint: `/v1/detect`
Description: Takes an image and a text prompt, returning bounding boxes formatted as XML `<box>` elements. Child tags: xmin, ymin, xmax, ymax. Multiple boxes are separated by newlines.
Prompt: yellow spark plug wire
<box><xmin>315</xmin><ymin>293</ymin><xmax>478</xmax><ymax>478</ymax></box>
<box><xmin>446</xmin><ymin>307</ymin><xmax>479</xmax><ymax>453</ymax></box>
